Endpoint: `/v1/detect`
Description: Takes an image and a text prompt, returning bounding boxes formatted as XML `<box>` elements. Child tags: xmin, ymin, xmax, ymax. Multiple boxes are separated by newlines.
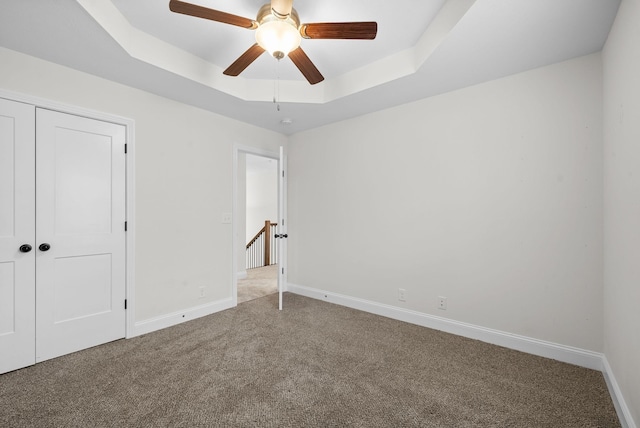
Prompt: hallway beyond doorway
<box><xmin>237</xmin><ymin>265</ymin><xmax>277</xmax><ymax>304</ymax></box>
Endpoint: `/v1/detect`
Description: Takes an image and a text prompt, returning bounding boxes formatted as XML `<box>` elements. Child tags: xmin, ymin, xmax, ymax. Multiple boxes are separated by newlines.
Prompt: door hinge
<box><xmin>124</xmin><ymin>144</ymin><xmax>127</xmax><ymax>154</ymax></box>
<box><xmin>282</xmin><ymin>170</ymin><xmax>284</xmax><ymax>177</ymax></box>
<box><xmin>124</xmin><ymin>299</ymin><xmax>127</xmax><ymax>310</ymax></box>
<box><xmin>124</xmin><ymin>221</ymin><xmax>128</xmax><ymax>231</ymax></box>
<box><xmin>282</xmin><ymin>267</ymin><xmax>284</xmax><ymax>275</ymax></box>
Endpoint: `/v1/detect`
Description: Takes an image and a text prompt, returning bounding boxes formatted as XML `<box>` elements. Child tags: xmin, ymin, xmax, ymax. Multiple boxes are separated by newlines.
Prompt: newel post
<box><xmin>264</xmin><ymin>220</ymin><xmax>271</xmax><ymax>266</ymax></box>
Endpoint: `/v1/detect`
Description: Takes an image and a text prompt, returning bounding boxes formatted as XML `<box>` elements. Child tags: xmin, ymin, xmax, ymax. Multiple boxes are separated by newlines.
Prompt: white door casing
<box><xmin>233</xmin><ymin>145</ymin><xmax>285</xmax><ymax>309</ymax></box>
<box><xmin>35</xmin><ymin>109</ymin><xmax>127</xmax><ymax>363</ymax></box>
<box><xmin>0</xmin><ymin>98</ymin><xmax>36</xmax><ymax>374</ymax></box>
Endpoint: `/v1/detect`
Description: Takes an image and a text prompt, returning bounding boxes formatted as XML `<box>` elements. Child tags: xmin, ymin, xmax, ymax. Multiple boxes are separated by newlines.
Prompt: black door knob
<box><xmin>19</xmin><ymin>244</ymin><xmax>32</xmax><ymax>253</ymax></box>
<box><xmin>39</xmin><ymin>243</ymin><xmax>51</xmax><ymax>252</ymax></box>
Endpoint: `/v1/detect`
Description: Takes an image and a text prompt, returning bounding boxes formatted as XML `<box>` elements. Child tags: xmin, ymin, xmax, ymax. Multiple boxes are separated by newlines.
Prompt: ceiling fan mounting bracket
<box><xmin>299</xmin><ymin>24</ymin><xmax>310</xmax><ymax>39</ymax></box>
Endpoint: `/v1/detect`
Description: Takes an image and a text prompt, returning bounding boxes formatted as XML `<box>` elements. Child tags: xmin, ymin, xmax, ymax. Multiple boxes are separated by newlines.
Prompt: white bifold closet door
<box><xmin>0</xmin><ymin>98</ymin><xmax>36</xmax><ymax>374</ymax></box>
<box><xmin>35</xmin><ymin>108</ymin><xmax>127</xmax><ymax>363</ymax></box>
<box><xmin>0</xmin><ymin>99</ymin><xmax>127</xmax><ymax>374</ymax></box>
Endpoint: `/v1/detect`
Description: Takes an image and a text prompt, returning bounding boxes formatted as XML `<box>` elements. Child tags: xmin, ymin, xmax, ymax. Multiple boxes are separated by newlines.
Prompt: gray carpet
<box><xmin>237</xmin><ymin>265</ymin><xmax>278</xmax><ymax>304</ymax></box>
<box><xmin>0</xmin><ymin>293</ymin><xmax>620</xmax><ymax>427</ymax></box>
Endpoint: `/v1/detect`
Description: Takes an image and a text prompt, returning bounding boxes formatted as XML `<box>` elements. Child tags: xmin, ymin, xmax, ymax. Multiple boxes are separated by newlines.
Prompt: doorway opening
<box><xmin>237</xmin><ymin>152</ymin><xmax>278</xmax><ymax>304</ymax></box>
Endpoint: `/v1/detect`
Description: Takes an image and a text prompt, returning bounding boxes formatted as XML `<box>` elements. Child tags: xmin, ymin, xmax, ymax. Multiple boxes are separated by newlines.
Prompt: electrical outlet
<box><xmin>199</xmin><ymin>286</ymin><xmax>206</xmax><ymax>298</ymax></box>
<box><xmin>221</xmin><ymin>212</ymin><xmax>232</xmax><ymax>224</ymax></box>
<box><xmin>398</xmin><ymin>288</ymin><xmax>406</xmax><ymax>302</ymax></box>
<box><xmin>438</xmin><ymin>296</ymin><xmax>447</xmax><ymax>310</ymax></box>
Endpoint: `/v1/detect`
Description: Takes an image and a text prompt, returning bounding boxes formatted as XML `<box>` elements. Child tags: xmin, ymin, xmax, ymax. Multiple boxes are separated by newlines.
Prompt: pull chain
<box><xmin>273</xmin><ymin>58</ymin><xmax>281</xmax><ymax>111</ymax></box>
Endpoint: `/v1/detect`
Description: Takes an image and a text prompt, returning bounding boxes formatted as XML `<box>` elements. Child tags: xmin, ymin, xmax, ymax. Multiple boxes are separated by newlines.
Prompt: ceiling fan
<box><xmin>169</xmin><ymin>0</ymin><xmax>378</xmax><ymax>85</ymax></box>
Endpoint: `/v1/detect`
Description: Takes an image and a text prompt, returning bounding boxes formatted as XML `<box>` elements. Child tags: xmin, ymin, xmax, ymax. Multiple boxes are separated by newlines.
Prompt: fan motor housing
<box><xmin>257</xmin><ymin>4</ymin><xmax>300</xmax><ymax>29</ymax></box>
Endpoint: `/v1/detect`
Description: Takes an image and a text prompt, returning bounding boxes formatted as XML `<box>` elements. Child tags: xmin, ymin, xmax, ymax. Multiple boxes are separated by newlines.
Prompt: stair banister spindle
<box><xmin>245</xmin><ymin>220</ymin><xmax>279</xmax><ymax>270</ymax></box>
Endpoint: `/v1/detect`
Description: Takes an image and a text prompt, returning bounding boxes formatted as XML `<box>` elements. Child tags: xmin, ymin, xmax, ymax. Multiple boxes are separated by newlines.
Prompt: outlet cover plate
<box><xmin>438</xmin><ymin>296</ymin><xmax>447</xmax><ymax>310</ymax></box>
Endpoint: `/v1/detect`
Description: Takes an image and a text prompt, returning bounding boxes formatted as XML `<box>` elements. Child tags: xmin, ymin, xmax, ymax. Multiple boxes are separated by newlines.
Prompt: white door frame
<box><xmin>0</xmin><ymin>89</ymin><xmax>136</xmax><ymax>339</ymax></box>
<box><xmin>232</xmin><ymin>144</ymin><xmax>283</xmax><ymax>307</ymax></box>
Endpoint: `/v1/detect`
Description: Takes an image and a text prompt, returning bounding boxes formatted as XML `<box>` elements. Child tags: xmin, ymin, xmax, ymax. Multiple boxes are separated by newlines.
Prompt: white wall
<box><xmin>603</xmin><ymin>0</ymin><xmax>640</xmax><ymax>423</ymax></box>
<box><xmin>246</xmin><ymin>168</ymin><xmax>278</xmax><ymax>241</ymax></box>
<box><xmin>237</xmin><ymin>152</ymin><xmax>247</xmax><ymax>277</ymax></box>
<box><xmin>0</xmin><ymin>47</ymin><xmax>287</xmax><ymax>322</ymax></box>
<box><xmin>288</xmin><ymin>53</ymin><xmax>603</xmax><ymax>352</ymax></box>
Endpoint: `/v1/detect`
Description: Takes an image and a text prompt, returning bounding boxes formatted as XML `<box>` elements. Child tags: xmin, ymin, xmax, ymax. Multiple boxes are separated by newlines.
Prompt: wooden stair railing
<box><xmin>246</xmin><ymin>220</ymin><xmax>278</xmax><ymax>269</ymax></box>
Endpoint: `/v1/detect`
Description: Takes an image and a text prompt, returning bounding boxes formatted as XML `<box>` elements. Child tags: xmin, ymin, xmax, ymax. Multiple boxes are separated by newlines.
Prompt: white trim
<box><xmin>278</xmin><ymin>146</ymin><xmax>288</xmax><ymax>311</ymax></box>
<box><xmin>0</xmin><ymin>88</ymin><xmax>134</xmax><ymax>127</ymax></box>
<box><xmin>602</xmin><ymin>356</ymin><xmax>637</xmax><ymax>428</ymax></box>
<box><xmin>237</xmin><ymin>271</ymin><xmax>248</xmax><ymax>280</ymax></box>
<box><xmin>0</xmin><ymin>88</ymin><xmax>137</xmax><ymax>340</ymax></box>
<box><xmin>287</xmin><ymin>282</ymin><xmax>604</xmax><ymax>371</ymax></box>
<box><xmin>75</xmin><ymin>0</ymin><xmax>473</xmax><ymax>105</ymax></box>
<box><xmin>131</xmin><ymin>298</ymin><xmax>234</xmax><ymax>337</ymax></box>
<box><xmin>232</xmin><ymin>144</ymin><xmax>280</xmax><ymax>309</ymax></box>
<box><xmin>124</xmin><ymin>118</ymin><xmax>136</xmax><ymax>340</ymax></box>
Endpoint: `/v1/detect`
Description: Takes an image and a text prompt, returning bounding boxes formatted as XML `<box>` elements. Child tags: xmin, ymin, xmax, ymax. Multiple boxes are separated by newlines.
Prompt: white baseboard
<box><xmin>132</xmin><ymin>297</ymin><xmax>234</xmax><ymax>337</ymax></box>
<box><xmin>602</xmin><ymin>356</ymin><xmax>637</xmax><ymax>428</ymax></box>
<box><xmin>237</xmin><ymin>271</ymin><xmax>247</xmax><ymax>280</ymax></box>
<box><xmin>287</xmin><ymin>282</ymin><xmax>603</xmax><ymax>371</ymax></box>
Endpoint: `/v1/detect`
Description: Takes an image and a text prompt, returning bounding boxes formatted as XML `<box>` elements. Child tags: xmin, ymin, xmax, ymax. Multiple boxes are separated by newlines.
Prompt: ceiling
<box><xmin>246</xmin><ymin>153</ymin><xmax>277</xmax><ymax>174</ymax></box>
<box><xmin>0</xmin><ymin>0</ymin><xmax>621</xmax><ymax>135</ymax></box>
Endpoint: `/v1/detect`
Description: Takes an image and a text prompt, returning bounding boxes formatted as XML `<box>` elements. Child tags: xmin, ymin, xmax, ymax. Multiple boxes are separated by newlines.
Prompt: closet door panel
<box><xmin>0</xmin><ymin>98</ymin><xmax>36</xmax><ymax>374</ymax></box>
<box><xmin>35</xmin><ymin>108</ymin><xmax>126</xmax><ymax>363</ymax></box>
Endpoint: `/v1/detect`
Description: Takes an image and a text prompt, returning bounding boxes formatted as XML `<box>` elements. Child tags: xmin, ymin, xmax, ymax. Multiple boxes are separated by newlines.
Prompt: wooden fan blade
<box><xmin>300</xmin><ymin>22</ymin><xmax>378</xmax><ymax>40</ymax></box>
<box><xmin>223</xmin><ymin>44</ymin><xmax>266</xmax><ymax>76</ymax></box>
<box><xmin>270</xmin><ymin>0</ymin><xmax>293</xmax><ymax>19</ymax></box>
<box><xmin>289</xmin><ymin>47</ymin><xmax>324</xmax><ymax>85</ymax></box>
<box><xmin>169</xmin><ymin>0</ymin><xmax>257</xmax><ymax>29</ymax></box>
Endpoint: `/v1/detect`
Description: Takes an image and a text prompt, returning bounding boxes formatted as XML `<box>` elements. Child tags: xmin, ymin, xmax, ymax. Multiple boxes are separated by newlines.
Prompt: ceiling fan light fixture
<box><xmin>255</xmin><ymin>5</ymin><xmax>301</xmax><ymax>59</ymax></box>
<box><xmin>170</xmin><ymin>1</ymin><xmax>375</xmax><ymax>85</ymax></box>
